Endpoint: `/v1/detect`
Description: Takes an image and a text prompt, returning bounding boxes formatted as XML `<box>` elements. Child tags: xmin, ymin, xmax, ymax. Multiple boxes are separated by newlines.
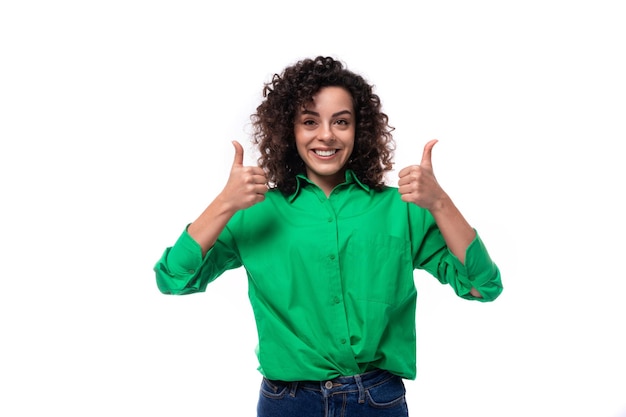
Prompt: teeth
<box><xmin>315</xmin><ymin>149</ymin><xmax>336</xmax><ymax>157</ymax></box>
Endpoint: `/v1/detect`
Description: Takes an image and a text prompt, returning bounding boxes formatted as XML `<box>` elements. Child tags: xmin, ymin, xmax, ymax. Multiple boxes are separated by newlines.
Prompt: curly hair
<box><xmin>251</xmin><ymin>56</ymin><xmax>395</xmax><ymax>195</ymax></box>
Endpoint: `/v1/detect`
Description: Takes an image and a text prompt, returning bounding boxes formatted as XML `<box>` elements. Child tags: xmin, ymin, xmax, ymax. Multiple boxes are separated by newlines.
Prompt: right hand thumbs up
<box><xmin>221</xmin><ymin>141</ymin><xmax>268</xmax><ymax>211</ymax></box>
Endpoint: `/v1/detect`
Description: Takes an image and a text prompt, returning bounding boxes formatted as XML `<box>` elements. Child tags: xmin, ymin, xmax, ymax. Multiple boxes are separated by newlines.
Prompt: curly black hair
<box><xmin>251</xmin><ymin>56</ymin><xmax>395</xmax><ymax>195</ymax></box>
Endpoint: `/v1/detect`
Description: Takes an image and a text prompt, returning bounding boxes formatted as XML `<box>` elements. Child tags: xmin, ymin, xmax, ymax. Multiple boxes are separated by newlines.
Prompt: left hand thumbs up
<box><xmin>398</xmin><ymin>139</ymin><xmax>445</xmax><ymax>210</ymax></box>
<box><xmin>419</xmin><ymin>139</ymin><xmax>437</xmax><ymax>172</ymax></box>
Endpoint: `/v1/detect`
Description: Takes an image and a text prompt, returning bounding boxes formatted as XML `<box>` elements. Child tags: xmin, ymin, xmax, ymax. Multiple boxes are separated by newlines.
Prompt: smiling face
<box><xmin>294</xmin><ymin>86</ymin><xmax>355</xmax><ymax>195</ymax></box>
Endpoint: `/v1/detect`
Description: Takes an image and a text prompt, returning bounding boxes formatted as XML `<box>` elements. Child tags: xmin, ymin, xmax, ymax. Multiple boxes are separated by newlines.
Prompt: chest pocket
<box><xmin>343</xmin><ymin>231</ymin><xmax>415</xmax><ymax>305</ymax></box>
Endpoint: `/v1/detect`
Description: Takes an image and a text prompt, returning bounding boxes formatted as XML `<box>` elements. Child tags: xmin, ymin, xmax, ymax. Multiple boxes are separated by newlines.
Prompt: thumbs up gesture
<box><xmin>398</xmin><ymin>139</ymin><xmax>446</xmax><ymax>211</ymax></box>
<box><xmin>220</xmin><ymin>141</ymin><xmax>268</xmax><ymax>211</ymax></box>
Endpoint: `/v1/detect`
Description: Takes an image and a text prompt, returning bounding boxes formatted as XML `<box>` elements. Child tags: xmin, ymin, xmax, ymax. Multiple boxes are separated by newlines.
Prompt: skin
<box><xmin>188</xmin><ymin>86</ymin><xmax>481</xmax><ymax>297</ymax></box>
<box><xmin>294</xmin><ymin>86</ymin><xmax>355</xmax><ymax>196</ymax></box>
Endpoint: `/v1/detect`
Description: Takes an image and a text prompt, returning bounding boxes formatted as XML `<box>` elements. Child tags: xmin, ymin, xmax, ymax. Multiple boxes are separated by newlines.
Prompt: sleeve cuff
<box><xmin>166</xmin><ymin>227</ymin><xmax>205</xmax><ymax>276</ymax></box>
<box><xmin>448</xmin><ymin>232</ymin><xmax>502</xmax><ymax>301</ymax></box>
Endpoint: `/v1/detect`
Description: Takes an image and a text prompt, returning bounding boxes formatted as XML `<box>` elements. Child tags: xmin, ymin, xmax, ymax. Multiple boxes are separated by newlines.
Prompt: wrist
<box><xmin>427</xmin><ymin>192</ymin><xmax>451</xmax><ymax>214</ymax></box>
<box><xmin>214</xmin><ymin>192</ymin><xmax>241</xmax><ymax>216</ymax></box>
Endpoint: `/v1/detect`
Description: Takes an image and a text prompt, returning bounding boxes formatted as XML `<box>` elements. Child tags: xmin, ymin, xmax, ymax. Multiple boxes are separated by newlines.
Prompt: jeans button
<box><xmin>324</xmin><ymin>381</ymin><xmax>333</xmax><ymax>389</ymax></box>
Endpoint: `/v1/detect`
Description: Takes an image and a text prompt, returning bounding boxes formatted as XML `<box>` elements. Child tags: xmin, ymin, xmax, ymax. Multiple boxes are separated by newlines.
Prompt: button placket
<box><xmin>321</xmin><ymin>198</ymin><xmax>352</xmax><ymax>365</ymax></box>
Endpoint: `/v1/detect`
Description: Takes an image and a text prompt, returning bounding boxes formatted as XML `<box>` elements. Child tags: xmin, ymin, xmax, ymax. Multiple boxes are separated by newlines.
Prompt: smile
<box><xmin>314</xmin><ymin>149</ymin><xmax>337</xmax><ymax>157</ymax></box>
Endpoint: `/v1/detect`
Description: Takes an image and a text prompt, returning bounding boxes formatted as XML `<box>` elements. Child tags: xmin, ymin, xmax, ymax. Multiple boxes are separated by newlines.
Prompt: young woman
<box><xmin>154</xmin><ymin>56</ymin><xmax>503</xmax><ymax>417</ymax></box>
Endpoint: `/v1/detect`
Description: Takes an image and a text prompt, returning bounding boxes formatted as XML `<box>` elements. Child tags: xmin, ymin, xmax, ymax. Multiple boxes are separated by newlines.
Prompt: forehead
<box><xmin>302</xmin><ymin>86</ymin><xmax>354</xmax><ymax>111</ymax></box>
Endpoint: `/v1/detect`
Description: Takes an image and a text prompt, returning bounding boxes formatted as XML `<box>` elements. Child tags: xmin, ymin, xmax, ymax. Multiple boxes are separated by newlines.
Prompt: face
<box><xmin>294</xmin><ymin>86</ymin><xmax>355</xmax><ymax>194</ymax></box>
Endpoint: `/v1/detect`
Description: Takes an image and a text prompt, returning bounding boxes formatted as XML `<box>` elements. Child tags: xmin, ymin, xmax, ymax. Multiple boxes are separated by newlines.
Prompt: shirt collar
<box><xmin>288</xmin><ymin>169</ymin><xmax>370</xmax><ymax>202</ymax></box>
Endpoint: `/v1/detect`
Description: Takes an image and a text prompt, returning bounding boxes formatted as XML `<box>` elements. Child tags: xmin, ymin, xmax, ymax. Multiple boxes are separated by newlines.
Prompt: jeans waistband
<box><xmin>270</xmin><ymin>369</ymin><xmax>396</xmax><ymax>403</ymax></box>
<box><xmin>260</xmin><ymin>368</ymin><xmax>408</xmax><ymax>413</ymax></box>
<box><xmin>289</xmin><ymin>369</ymin><xmax>393</xmax><ymax>390</ymax></box>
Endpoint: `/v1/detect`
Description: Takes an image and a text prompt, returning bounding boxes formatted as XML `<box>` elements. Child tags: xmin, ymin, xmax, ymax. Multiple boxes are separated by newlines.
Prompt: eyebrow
<box><xmin>300</xmin><ymin>109</ymin><xmax>353</xmax><ymax>118</ymax></box>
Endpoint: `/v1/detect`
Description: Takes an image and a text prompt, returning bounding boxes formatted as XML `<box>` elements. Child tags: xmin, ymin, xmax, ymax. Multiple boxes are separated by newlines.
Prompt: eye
<box><xmin>303</xmin><ymin>119</ymin><xmax>317</xmax><ymax>126</ymax></box>
<box><xmin>335</xmin><ymin>119</ymin><xmax>348</xmax><ymax>125</ymax></box>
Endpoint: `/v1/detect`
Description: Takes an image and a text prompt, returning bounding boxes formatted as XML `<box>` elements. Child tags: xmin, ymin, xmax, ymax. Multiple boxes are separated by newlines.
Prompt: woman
<box><xmin>154</xmin><ymin>56</ymin><xmax>502</xmax><ymax>416</ymax></box>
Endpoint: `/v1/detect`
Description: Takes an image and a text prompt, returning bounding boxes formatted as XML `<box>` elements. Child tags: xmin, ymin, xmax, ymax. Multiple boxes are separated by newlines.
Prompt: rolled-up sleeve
<box><xmin>154</xmin><ymin>226</ymin><xmax>241</xmax><ymax>295</ymax></box>
<box><xmin>438</xmin><ymin>233</ymin><xmax>503</xmax><ymax>302</ymax></box>
<box><xmin>411</xmin><ymin>205</ymin><xmax>502</xmax><ymax>302</ymax></box>
<box><xmin>154</xmin><ymin>230</ymin><xmax>207</xmax><ymax>295</ymax></box>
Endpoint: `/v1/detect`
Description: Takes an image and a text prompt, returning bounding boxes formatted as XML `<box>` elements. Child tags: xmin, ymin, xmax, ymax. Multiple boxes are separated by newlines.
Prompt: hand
<box><xmin>397</xmin><ymin>139</ymin><xmax>446</xmax><ymax>211</ymax></box>
<box><xmin>219</xmin><ymin>141</ymin><xmax>268</xmax><ymax>211</ymax></box>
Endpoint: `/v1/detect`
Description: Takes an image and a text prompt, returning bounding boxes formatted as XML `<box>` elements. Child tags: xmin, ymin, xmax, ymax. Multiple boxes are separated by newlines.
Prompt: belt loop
<box><xmin>289</xmin><ymin>381</ymin><xmax>298</xmax><ymax>397</ymax></box>
<box><xmin>354</xmin><ymin>374</ymin><xmax>365</xmax><ymax>404</ymax></box>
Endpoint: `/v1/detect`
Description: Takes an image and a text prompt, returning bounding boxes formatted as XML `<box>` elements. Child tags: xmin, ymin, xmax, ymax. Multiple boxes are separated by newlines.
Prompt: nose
<box><xmin>318</xmin><ymin>123</ymin><xmax>335</xmax><ymax>141</ymax></box>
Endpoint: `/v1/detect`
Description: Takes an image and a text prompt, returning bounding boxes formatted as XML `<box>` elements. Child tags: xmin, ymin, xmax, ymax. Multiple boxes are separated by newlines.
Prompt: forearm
<box><xmin>428</xmin><ymin>193</ymin><xmax>475</xmax><ymax>265</ymax></box>
<box><xmin>187</xmin><ymin>193</ymin><xmax>238</xmax><ymax>256</ymax></box>
<box><xmin>428</xmin><ymin>194</ymin><xmax>486</xmax><ymax>297</ymax></box>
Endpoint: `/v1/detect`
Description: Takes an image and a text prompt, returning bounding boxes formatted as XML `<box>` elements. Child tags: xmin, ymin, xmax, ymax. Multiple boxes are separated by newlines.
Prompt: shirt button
<box><xmin>327</xmin><ymin>217</ymin><xmax>333</xmax><ymax>222</ymax></box>
<box><xmin>340</xmin><ymin>338</ymin><xmax>347</xmax><ymax>344</ymax></box>
<box><xmin>188</xmin><ymin>269</ymin><xmax>195</xmax><ymax>274</ymax></box>
<box><xmin>329</xmin><ymin>254</ymin><xmax>336</xmax><ymax>260</ymax></box>
<box><xmin>332</xmin><ymin>296</ymin><xmax>340</xmax><ymax>304</ymax></box>
<box><xmin>324</xmin><ymin>381</ymin><xmax>333</xmax><ymax>389</ymax></box>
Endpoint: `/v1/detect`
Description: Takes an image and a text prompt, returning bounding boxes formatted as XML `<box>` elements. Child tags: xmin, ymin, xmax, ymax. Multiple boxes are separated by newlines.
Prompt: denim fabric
<box><xmin>257</xmin><ymin>369</ymin><xmax>409</xmax><ymax>417</ymax></box>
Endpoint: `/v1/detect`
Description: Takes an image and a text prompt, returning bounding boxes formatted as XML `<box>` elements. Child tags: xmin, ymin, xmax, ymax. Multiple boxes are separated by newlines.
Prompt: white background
<box><xmin>1</xmin><ymin>1</ymin><xmax>625</xmax><ymax>416</ymax></box>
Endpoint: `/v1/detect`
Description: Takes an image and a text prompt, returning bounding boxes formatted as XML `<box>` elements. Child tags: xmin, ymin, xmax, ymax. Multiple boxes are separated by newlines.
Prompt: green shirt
<box><xmin>154</xmin><ymin>170</ymin><xmax>502</xmax><ymax>381</ymax></box>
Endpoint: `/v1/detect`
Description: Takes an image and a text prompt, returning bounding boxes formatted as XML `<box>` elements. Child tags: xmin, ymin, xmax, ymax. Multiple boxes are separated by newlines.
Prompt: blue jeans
<box><xmin>257</xmin><ymin>369</ymin><xmax>409</xmax><ymax>417</ymax></box>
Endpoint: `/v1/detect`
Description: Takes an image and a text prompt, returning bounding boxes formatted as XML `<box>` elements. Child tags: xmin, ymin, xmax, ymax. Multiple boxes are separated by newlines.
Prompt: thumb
<box><xmin>232</xmin><ymin>140</ymin><xmax>244</xmax><ymax>167</ymax></box>
<box><xmin>420</xmin><ymin>139</ymin><xmax>438</xmax><ymax>169</ymax></box>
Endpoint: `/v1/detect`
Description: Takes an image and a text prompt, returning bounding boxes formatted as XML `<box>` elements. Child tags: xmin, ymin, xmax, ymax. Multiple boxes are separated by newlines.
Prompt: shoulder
<box><xmin>373</xmin><ymin>184</ymin><xmax>432</xmax><ymax>218</ymax></box>
<box><xmin>371</xmin><ymin>184</ymin><xmax>401</xmax><ymax>203</ymax></box>
<box><xmin>231</xmin><ymin>189</ymin><xmax>287</xmax><ymax>220</ymax></box>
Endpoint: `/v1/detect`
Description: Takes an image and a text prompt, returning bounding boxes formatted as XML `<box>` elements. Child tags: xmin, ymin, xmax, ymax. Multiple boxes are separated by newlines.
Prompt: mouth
<box><xmin>313</xmin><ymin>149</ymin><xmax>337</xmax><ymax>157</ymax></box>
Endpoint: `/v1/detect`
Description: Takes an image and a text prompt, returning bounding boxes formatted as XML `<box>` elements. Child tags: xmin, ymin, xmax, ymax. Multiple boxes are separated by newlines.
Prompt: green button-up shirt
<box><xmin>154</xmin><ymin>170</ymin><xmax>502</xmax><ymax>381</ymax></box>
